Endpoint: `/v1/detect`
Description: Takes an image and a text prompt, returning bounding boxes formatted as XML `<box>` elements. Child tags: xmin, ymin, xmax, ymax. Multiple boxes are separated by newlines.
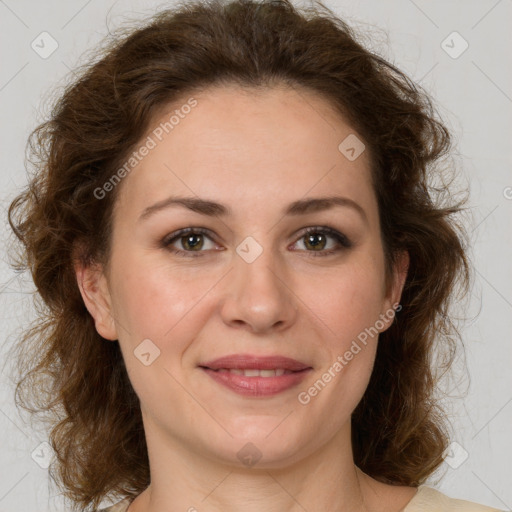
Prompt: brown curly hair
<box><xmin>7</xmin><ymin>0</ymin><xmax>471</xmax><ymax>509</ymax></box>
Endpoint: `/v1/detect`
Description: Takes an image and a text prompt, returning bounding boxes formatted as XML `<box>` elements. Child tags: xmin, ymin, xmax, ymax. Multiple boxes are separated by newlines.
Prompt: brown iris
<box><xmin>304</xmin><ymin>232</ymin><xmax>327</xmax><ymax>251</ymax></box>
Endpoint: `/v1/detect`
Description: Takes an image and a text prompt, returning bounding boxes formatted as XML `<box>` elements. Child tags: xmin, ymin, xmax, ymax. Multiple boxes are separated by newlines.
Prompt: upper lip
<box><xmin>200</xmin><ymin>354</ymin><xmax>311</xmax><ymax>371</ymax></box>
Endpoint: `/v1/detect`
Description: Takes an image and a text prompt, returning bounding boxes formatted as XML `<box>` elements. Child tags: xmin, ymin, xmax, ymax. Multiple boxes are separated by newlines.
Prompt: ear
<box><xmin>378</xmin><ymin>250</ymin><xmax>409</xmax><ymax>333</ymax></box>
<box><xmin>74</xmin><ymin>260</ymin><xmax>118</xmax><ymax>341</ymax></box>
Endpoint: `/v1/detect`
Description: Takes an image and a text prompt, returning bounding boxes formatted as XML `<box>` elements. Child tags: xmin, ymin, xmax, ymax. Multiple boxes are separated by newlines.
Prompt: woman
<box><xmin>7</xmin><ymin>0</ymin><xmax>505</xmax><ymax>511</ymax></box>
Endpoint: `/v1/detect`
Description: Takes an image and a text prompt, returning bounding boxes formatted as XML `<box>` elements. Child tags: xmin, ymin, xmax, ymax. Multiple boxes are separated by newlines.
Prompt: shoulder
<box><xmin>404</xmin><ymin>485</ymin><xmax>508</xmax><ymax>512</ymax></box>
<box><xmin>96</xmin><ymin>497</ymin><xmax>132</xmax><ymax>512</ymax></box>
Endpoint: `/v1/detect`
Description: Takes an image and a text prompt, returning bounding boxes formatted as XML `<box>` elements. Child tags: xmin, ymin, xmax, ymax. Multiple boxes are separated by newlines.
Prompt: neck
<box><xmin>130</xmin><ymin>418</ymin><xmax>374</xmax><ymax>512</ymax></box>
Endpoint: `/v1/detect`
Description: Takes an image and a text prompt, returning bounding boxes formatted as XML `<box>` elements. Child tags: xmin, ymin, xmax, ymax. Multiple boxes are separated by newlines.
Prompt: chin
<box><xmin>229</xmin><ymin>415</ymin><xmax>298</xmax><ymax>442</ymax></box>
<box><xmin>216</xmin><ymin>417</ymin><xmax>311</xmax><ymax>467</ymax></box>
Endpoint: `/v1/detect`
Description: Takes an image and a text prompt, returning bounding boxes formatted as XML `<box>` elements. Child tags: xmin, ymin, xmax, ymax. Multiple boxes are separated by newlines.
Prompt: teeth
<box><xmin>215</xmin><ymin>368</ymin><xmax>293</xmax><ymax>377</ymax></box>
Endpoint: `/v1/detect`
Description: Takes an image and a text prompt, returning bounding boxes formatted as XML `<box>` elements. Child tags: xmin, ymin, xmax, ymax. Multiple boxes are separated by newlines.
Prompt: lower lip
<box><xmin>201</xmin><ymin>368</ymin><xmax>311</xmax><ymax>397</ymax></box>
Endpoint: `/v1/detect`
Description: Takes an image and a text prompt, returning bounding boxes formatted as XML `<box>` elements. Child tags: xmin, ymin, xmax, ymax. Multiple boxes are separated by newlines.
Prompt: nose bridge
<box><xmin>237</xmin><ymin>240</ymin><xmax>280</xmax><ymax>287</ymax></box>
<box><xmin>235</xmin><ymin>234</ymin><xmax>285</xmax><ymax>296</ymax></box>
<box><xmin>220</xmin><ymin>234</ymin><xmax>297</xmax><ymax>332</ymax></box>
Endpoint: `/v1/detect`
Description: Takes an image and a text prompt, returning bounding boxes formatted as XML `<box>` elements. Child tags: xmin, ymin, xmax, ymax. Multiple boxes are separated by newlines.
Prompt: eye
<box><xmin>162</xmin><ymin>227</ymin><xmax>220</xmax><ymax>258</ymax></box>
<box><xmin>290</xmin><ymin>226</ymin><xmax>352</xmax><ymax>257</ymax></box>
<box><xmin>161</xmin><ymin>226</ymin><xmax>352</xmax><ymax>258</ymax></box>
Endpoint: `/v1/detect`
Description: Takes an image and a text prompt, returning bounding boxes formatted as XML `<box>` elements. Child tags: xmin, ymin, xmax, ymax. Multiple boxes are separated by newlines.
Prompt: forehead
<box><xmin>113</xmin><ymin>84</ymin><xmax>376</xmax><ymax>223</ymax></box>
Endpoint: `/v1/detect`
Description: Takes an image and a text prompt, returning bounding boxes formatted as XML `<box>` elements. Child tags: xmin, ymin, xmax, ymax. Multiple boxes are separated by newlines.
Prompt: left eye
<box><xmin>290</xmin><ymin>227</ymin><xmax>352</xmax><ymax>256</ymax></box>
<box><xmin>162</xmin><ymin>226</ymin><xmax>352</xmax><ymax>258</ymax></box>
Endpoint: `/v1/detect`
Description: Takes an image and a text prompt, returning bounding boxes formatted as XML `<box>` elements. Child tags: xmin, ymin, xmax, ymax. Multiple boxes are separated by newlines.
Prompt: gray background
<box><xmin>1</xmin><ymin>0</ymin><xmax>511</xmax><ymax>510</ymax></box>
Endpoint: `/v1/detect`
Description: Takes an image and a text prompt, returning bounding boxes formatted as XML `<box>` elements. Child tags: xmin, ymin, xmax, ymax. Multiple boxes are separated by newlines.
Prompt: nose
<box><xmin>219</xmin><ymin>244</ymin><xmax>298</xmax><ymax>334</ymax></box>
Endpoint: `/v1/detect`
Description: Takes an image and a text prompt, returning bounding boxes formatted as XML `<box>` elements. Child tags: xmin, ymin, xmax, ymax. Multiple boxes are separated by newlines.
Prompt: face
<box><xmin>78</xmin><ymin>84</ymin><xmax>408</xmax><ymax>469</ymax></box>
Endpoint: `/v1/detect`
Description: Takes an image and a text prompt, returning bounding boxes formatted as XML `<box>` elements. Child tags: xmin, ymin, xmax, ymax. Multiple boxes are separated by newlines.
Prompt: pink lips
<box><xmin>200</xmin><ymin>354</ymin><xmax>312</xmax><ymax>397</ymax></box>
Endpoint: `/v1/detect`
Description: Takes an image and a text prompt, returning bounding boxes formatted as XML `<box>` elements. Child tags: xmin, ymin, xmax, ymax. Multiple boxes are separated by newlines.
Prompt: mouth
<box><xmin>199</xmin><ymin>354</ymin><xmax>312</xmax><ymax>397</ymax></box>
<box><xmin>208</xmin><ymin>368</ymin><xmax>297</xmax><ymax>377</ymax></box>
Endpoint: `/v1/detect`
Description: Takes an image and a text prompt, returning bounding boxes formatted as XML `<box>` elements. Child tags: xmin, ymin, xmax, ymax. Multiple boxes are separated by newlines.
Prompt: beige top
<box><xmin>98</xmin><ymin>485</ymin><xmax>507</xmax><ymax>511</ymax></box>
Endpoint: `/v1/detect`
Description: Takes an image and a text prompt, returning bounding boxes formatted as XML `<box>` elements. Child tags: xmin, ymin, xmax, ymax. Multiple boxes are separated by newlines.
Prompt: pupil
<box><xmin>307</xmin><ymin>233</ymin><xmax>325</xmax><ymax>250</ymax></box>
<box><xmin>184</xmin><ymin>234</ymin><xmax>202</xmax><ymax>250</ymax></box>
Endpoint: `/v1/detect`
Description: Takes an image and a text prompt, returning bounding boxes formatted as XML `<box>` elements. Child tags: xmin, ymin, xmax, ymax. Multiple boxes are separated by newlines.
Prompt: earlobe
<box><xmin>74</xmin><ymin>261</ymin><xmax>118</xmax><ymax>341</ymax></box>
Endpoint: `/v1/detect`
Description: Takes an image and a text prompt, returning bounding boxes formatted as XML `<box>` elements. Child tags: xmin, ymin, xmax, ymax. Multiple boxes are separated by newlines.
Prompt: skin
<box><xmin>76</xmin><ymin>83</ymin><xmax>415</xmax><ymax>512</ymax></box>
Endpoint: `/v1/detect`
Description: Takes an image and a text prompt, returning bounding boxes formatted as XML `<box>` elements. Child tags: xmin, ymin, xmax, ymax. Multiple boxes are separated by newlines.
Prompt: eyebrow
<box><xmin>138</xmin><ymin>195</ymin><xmax>368</xmax><ymax>224</ymax></box>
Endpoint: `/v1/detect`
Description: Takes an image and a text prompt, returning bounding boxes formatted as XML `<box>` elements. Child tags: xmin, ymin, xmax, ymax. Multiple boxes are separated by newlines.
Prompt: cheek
<box><xmin>108</xmin><ymin>249</ymin><xmax>209</xmax><ymax>348</ymax></box>
<box><xmin>297</xmin><ymin>266</ymin><xmax>383</xmax><ymax>421</ymax></box>
<box><xmin>108</xmin><ymin>253</ymin><xmax>210</xmax><ymax>409</ymax></box>
<box><xmin>302</xmin><ymin>259</ymin><xmax>386</xmax><ymax>346</ymax></box>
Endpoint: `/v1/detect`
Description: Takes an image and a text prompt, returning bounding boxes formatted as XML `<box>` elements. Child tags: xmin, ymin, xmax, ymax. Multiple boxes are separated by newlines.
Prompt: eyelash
<box><xmin>161</xmin><ymin>226</ymin><xmax>352</xmax><ymax>258</ymax></box>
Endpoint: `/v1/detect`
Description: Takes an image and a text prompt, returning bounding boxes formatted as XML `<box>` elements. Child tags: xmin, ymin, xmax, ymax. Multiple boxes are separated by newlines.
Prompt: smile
<box><xmin>213</xmin><ymin>368</ymin><xmax>294</xmax><ymax>377</ymax></box>
<box><xmin>199</xmin><ymin>354</ymin><xmax>312</xmax><ymax>396</ymax></box>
